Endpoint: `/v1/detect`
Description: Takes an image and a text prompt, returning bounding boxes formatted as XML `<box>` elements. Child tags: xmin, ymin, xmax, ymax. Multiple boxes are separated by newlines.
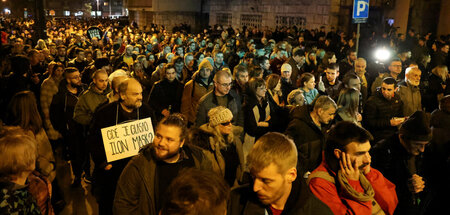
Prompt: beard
<box><xmin>153</xmin><ymin>145</ymin><xmax>180</xmax><ymax>161</ymax></box>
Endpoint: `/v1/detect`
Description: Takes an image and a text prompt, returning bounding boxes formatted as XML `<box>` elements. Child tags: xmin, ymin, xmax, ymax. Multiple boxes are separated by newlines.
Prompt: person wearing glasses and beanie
<box><xmin>189</xmin><ymin>106</ymin><xmax>244</xmax><ymax>186</ymax></box>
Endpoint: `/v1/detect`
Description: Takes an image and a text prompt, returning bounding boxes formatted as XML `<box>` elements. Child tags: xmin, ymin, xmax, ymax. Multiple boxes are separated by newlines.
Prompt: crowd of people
<box><xmin>0</xmin><ymin>16</ymin><xmax>449</xmax><ymax>215</ymax></box>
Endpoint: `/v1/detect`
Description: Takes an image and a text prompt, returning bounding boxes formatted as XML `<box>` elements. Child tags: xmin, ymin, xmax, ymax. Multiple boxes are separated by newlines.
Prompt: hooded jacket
<box><xmin>73</xmin><ymin>82</ymin><xmax>111</xmax><ymax>126</ymax></box>
<box><xmin>285</xmin><ymin>105</ymin><xmax>326</xmax><ymax>174</ymax></box>
<box><xmin>181</xmin><ymin>63</ymin><xmax>214</xmax><ymax>124</ymax></box>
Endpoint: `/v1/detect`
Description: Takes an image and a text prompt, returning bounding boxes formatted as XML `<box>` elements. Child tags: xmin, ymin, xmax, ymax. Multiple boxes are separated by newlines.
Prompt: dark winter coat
<box><xmin>372</xmin><ymin>134</ymin><xmax>432</xmax><ymax>215</ymax></box>
<box><xmin>363</xmin><ymin>87</ymin><xmax>403</xmax><ymax>142</ymax></box>
<box><xmin>227</xmin><ymin>177</ymin><xmax>333</xmax><ymax>215</ymax></box>
<box><xmin>49</xmin><ymin>80</ymin><xmax>87</xmax><ymax>137</ymax></box>
<box><xmin>285</xmin><ymin>105</ymin><xmax>326</xmax><ymax>174</ymax></box>
<box><xmin>148</xmin><ymin>79</ymin><xmax>184</xmax><ymax>122</ymax></box>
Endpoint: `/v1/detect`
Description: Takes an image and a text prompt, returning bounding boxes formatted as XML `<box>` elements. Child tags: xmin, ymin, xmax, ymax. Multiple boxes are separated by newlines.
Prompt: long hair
<box><xmin>337</xmin><ymin>87</ymin><xmax>360</xmax><ymax>119</ymax></box>
<box><xmin>6</xmin><ymin>91</ymin><xmax>43</xmax><ymax>134</ymax></box>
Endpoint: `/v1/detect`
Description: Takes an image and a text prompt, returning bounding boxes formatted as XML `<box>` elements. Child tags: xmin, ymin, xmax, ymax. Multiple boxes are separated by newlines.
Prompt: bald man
<box><xmin>87</xmin><ymin>78</ymin><xmax>155</xmax><ymax>215</ymax></box>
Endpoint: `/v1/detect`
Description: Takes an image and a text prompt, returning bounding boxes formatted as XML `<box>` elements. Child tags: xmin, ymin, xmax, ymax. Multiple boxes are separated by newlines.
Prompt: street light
<box><xmin>96</xmin><ymin>0</ymin><xmax>99</xmax><ymax>18</ymax></box>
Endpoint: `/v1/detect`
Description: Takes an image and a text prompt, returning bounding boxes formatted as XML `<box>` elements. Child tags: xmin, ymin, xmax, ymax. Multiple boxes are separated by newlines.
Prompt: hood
<box><xmin>290</xmin><ymin>104</ymin><xmax>313</xmax><ymax>122</ymax></box>
<box><xmin>87</xmin><ymin>82</ymin><xmax>112</xmax><ymax>95</ymax></box>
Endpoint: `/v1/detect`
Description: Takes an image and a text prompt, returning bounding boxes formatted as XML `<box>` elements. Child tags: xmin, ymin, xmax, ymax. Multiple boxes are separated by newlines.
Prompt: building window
<box><xmin>64</xmin><ymin>11</ymin><xmax>70</xmax><ymax>16</ymax></box>
<box><xmin>240</xmin><ymin>14</ymin><xmax>262</xmax><ymax>28</ymax></box>
<box><xmin>275</xmin><ymin>16</ymin><xmax>306</xmax><ymax>28</ymax></box>
<box><xmin>216</xmin><ymin>13</ymin><xmax>232</xmax><ymax>26</ymax></box>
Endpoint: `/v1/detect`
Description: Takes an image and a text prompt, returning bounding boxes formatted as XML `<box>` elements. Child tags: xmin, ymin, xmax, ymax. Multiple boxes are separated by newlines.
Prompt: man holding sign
<box><xmin>87</xmin><ymin>78</ymin><xmax>154</xmax><ymax>215</ymax></box>
<box><xmin>113</xmin><ymin>114</ymin><xmax>213</xmax><ymax>215</ymax></box>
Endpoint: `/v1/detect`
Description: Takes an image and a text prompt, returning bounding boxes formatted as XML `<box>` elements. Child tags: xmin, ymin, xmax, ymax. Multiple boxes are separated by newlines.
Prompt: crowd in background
<box><xmin>0</xmin><ymin>16</ymin><xmax>449</xmax><ymax>215</ymax></box>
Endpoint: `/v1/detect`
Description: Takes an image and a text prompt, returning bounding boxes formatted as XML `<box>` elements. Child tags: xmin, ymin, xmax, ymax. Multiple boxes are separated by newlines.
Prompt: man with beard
<box><xmin>113</xmin><ymin>114</ymin><xmax>212</xmax><ymax>215</ymax></box>
<box><xmin>88</xmin><ymin>78</ymin><xmax>154</xmax><ymax>215</ymax></box>
<box><xmin>53</xmin><ymin>45</ymin><xmax>69</xmax><ymax>67</ymax></box>
<box><xmin>397</xmin><ymin>66</ymin><xmax>422</xmax><ymax>116</ymax></box>
<box><xmin>50</xmin><ymin>67</ymin><xmax>88</xmax><ymax>182</ymax></box>
<box><xmin>228</xmin><ymin>132</ymin><xmax>333</xmax><ymax>215</ymax></box>
<box><xmin>308</xmin><ymin>121</ymin><xmax>398</xmax><ymax>215</ymax></box>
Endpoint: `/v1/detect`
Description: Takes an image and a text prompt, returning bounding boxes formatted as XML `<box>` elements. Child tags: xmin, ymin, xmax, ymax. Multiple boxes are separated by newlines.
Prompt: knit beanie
<box><xmin>399</xmin><ymin>111</ymin><xmax>432</xmax><ymax>141</ymax></box>
<box><xmin>198</xmin><ymin>58</ymin><xmax>213</xmax><ymax>71</ymax></box>
<box><xmin>208</xmin><ymin>106</ymin><xmax>233</xmax><ymax>127</ymax></box>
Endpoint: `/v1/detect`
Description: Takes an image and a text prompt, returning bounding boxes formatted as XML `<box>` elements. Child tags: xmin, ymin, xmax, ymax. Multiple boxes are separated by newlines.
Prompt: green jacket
<box><xmin>73</xmin><ymin>83</ymin><xmax>110</xmax><ymax>125</ymax></box>
<box><xmin>113</xmin><ymin>144</ymin><xmax>213</xmax><ymax>215</ymax></box>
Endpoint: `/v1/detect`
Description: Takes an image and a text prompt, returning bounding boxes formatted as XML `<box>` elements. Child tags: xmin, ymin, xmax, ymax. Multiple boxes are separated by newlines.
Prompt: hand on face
<box><xmin>339</xmin><ymin>152</ymin><xmax>360</xmax><ymax>181</ymax></box>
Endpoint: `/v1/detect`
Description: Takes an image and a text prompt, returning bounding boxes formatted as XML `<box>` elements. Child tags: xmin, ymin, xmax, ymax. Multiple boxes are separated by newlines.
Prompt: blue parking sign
<box><xmin>353</xmin><ymin>0</ymin><xmax>370</xmax><ymax>19</ymax></box>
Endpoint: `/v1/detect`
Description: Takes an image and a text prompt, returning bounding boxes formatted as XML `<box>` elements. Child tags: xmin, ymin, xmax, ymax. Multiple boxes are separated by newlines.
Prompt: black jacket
<box><xmin>88</xmin><ymin>101</ymin><xmax>155</xmax><ymax>170</ymax></box>
<box><xmin>243</xmin><ymin>95</ymin><xmax>273</xmax><ymax>140</ymax></box>
<box><xmin>227</xmin><ymin>177</ymin><xmax>333</xmax><ymax>215</ymax></box>
<box><xmin>49</xmin><ymin>80</ymin><xmax>87</xmax><ymax>136</ymax></box>
<box><xmin>148</xmin><ymin>79</ymin><xmax>184</xmax><ymax>122</ymax></box>
<box><xmin>372</xmin><ymin>134</ymin><xmax>431</xmax><ymax>215</ymax></box>
<box><xmin>363</xmin><ymin>87</ymin><xmax>403</xmax><ymax>142</ymax></box>
<box><xmin>285</xmin><ymin>105</ymin><xmax>326</xmax><ymax>174</ymax></box>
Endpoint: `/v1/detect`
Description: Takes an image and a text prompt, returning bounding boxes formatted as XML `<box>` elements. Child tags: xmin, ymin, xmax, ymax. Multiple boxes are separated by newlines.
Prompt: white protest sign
<box><xmin>101</xmin><ymin>117</ymin><xmax>154</xmax><ymax>162</ymax></box>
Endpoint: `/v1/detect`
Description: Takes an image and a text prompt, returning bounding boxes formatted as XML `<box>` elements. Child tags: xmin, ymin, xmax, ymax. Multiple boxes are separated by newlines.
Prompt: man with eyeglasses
<box><xmin>50</xmin><ymin>67</ymin><xmax>88</xmax><ymax>184</ymax></box>
<box><xmin>196</xmin><ymin>69</ymin><xmax>244</xmax><ymax>127</ymax></box>
<box><xmin>371</xmin><ymin>58</ymin><xmax>403</xmax><ymax>95</ymax></box>
<box><xmin>372</xmin><ymin>111</ymin><xmax>432</xmax><ymax>215</ymax></box>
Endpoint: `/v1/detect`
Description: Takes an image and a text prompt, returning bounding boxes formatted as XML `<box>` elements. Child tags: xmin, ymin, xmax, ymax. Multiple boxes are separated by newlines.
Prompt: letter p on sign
<box><xmin>353</xmin><ymin>0</ymin><xmax>369</xmax><ymax>19</ymax></box>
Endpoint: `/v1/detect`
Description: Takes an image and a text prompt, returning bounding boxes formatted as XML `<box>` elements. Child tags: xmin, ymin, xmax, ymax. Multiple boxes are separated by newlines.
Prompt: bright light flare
<box><xmin>374</xmin><ymin>48</ymin><xmax>391</xmax><ymax>62</ymax></box>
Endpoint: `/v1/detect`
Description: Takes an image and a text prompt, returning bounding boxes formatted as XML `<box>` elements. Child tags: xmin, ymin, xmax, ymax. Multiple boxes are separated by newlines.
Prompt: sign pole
<box><xmin>356</xmin><ymin>23</ymin><xmax>360</xmax><ymax>56</ymax></box>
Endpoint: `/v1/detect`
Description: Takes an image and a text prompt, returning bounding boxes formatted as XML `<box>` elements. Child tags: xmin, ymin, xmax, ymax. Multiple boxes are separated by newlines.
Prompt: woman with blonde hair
<box><xmin>188</xmin><ymin>106</ymin><xmax>244</xmax><ymax>186</ymax></box>
<box><xmin>424</xmin><ymin>65</ymin><xmax>449</xmax><ymax>112</ymax></box>
<box><xmin>335</xmin><ymin>87</ymin><xmax>362</xmax><ymax>126</ymax></box>
<box><xmin>0</xmin><ymin>126</ymin><xmax>41</xmax><ymax>214</ymax></box>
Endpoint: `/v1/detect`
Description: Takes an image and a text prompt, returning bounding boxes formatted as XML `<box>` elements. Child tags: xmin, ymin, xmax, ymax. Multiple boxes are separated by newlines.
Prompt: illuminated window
<box><xmin>64</xmin><ymin>11</ymin><xmax>70</xmax><ymax>16</ymax></box>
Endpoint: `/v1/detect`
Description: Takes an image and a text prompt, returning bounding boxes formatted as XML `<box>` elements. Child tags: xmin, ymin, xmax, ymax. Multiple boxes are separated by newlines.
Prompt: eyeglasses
<box><xmin>220</xmin><ymin>121</ymin><xmax>232</xmax><ymax>126</ymax></box>
<box><xmin>218</xmin><ymin>82</ymin><xmax>233</xmax><ymax>87</ymax></box>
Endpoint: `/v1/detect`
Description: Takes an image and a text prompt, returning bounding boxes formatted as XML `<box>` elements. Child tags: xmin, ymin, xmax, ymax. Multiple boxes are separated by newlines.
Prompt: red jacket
<box><xmin>308</xmin><ymin>159</ymin><xmax>398</xmax><ymax>215</ymax></box>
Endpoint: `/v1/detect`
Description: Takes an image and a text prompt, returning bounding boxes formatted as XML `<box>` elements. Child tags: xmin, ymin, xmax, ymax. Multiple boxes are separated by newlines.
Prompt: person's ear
<box><xmin>334</xmin><ymin>149</ymin><xmax>342</xmax><ymax>160</ymax></box>
<box><xmin>286</xmin><ymin>167</ymin><xmax>297</xmax><ymax>183</ymax></box>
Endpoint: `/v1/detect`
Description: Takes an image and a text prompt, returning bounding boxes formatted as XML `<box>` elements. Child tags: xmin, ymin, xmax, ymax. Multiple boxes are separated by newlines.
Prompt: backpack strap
<box><xmin>306</xmin><ymin>170</ymin><xmax>336</xmax><ymax>185</ymax></box>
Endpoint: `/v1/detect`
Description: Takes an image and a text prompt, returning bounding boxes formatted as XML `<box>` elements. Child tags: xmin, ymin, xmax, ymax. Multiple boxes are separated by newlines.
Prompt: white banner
<box><xmin>101</xmin><ymin>117</ymin><xmax>154</xmax><ymax>162</ymax></box>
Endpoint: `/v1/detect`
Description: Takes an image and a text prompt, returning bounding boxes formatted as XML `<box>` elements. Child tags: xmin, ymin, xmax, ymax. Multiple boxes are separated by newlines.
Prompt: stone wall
<box><xmin>208</xmin><ymin>0</ymin><xmax>338</xmax><ymax>30</ymax></box>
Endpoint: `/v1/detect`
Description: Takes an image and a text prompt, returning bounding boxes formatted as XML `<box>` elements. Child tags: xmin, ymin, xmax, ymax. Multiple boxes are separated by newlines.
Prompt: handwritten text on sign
<box><xmin>101</xmin><ymin>118</ymin><xmax>154</xmax><ymax>162</ymax></box>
